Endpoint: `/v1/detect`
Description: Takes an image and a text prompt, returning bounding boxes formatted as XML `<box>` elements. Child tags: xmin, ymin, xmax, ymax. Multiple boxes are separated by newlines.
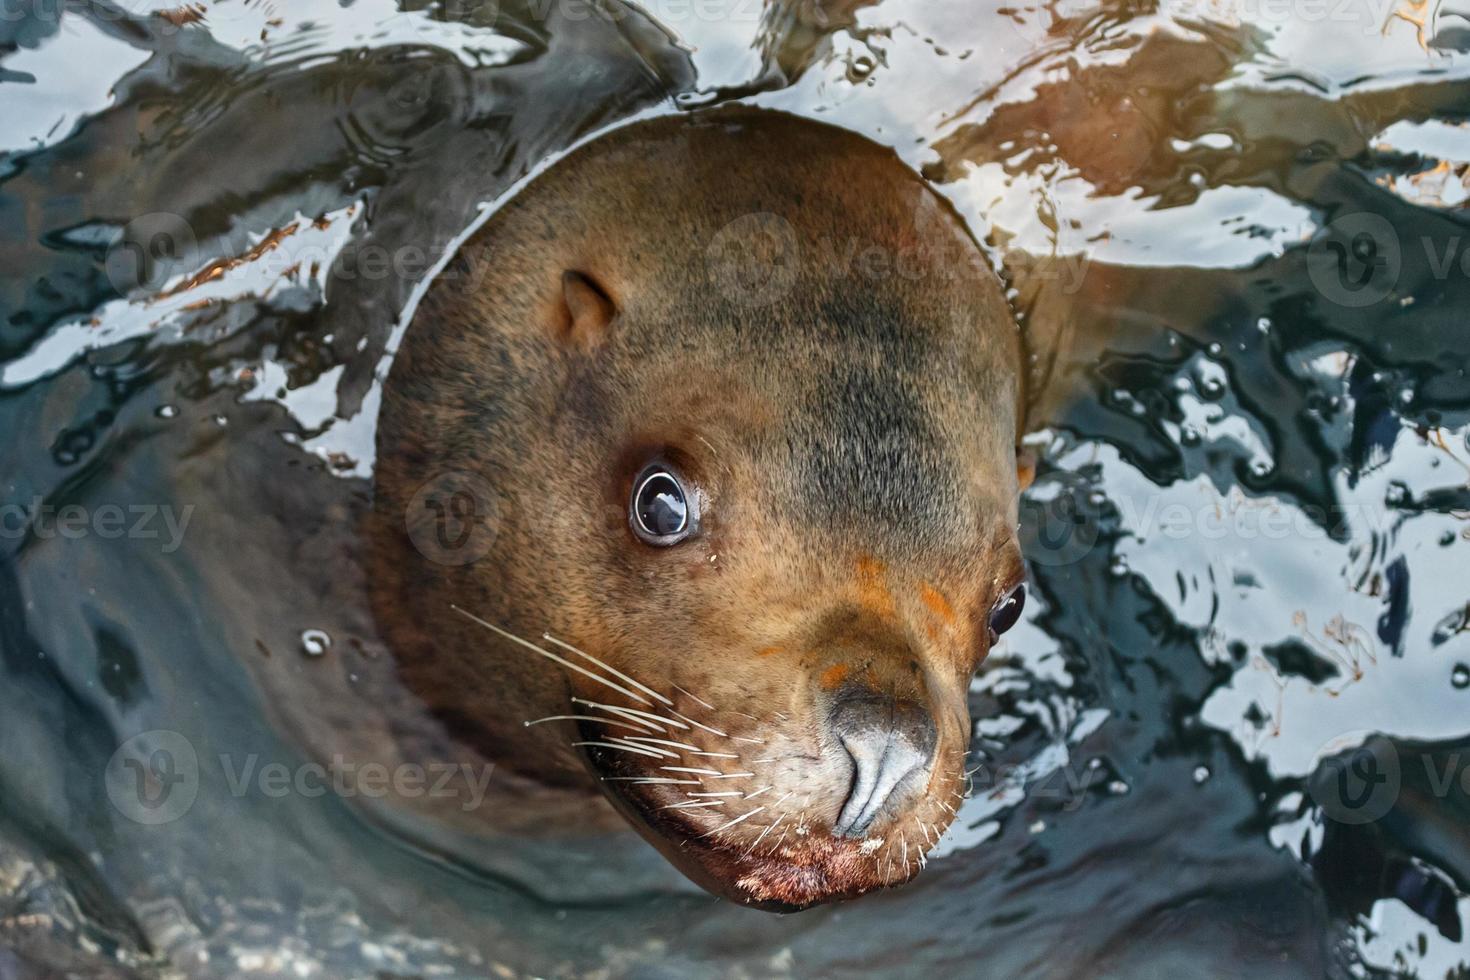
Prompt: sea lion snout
<box><xmin>827</xmin><ymin>685</ymin><xmax>937</xmax><ymax>838</ymax></box>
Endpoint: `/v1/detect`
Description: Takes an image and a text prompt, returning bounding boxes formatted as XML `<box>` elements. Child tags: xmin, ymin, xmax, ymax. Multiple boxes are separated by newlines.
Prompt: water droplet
<box><xmin>1193</xmin><ymin>766</ymin><xmax>1210</xmax><ymax>783</ymax></box>
<box><xmin>213</xmin><ymin>414</ymin><xmax>228</xmax><ymax>427</ymax></box>
<box><xmin>1399</xmin><ymin>389</ymin><xmax>1415</xmax><ymax>407</ymax></box>
<box><xmin>1180</xmin><ymin>426</ymin><xmax>1203</xmax><ymax>447</ymax></box>
<box><xmin>1088</xmin><ymin>490</ymin><xmax>1107</xmax><ymax>507</ymax></box>
<box><xmin>1109</xmin><ymin>557</ymin><xmax>1129</xmax><ymax>578</ymax></box>
<box><xmin>1440</xmin><ymin>531</ymin><xmax>1456</xmax><ymax>547</ymax></box>
<box><xmin>1453</xmin><ymin>664</ymin><xmax>1469</xmax><ymax>690</ymax></box>
<box><xmin>847</xmin><ymin>55</ymin><xmax>875</xmax><ymax>82</ymax></box>
<box><xmin>1256</xmin><ymin>317</ymin><xmax>1272</xmax><ymax>333</ymax></box>
<box><xmin>1206</xmin><ymin>342</ymin><xmax>1223</xmax><ymax>357</ymax></box>
<box><xmin>1107</xmin><ymin>780</ymin><xmax>1130</xmax><ymax>795</ymax></box>
<box><xmin>1249</xmin><ymin>460</ymin><xmax>1271</xmax><ymax>478</ymax></box>
<box><xmin>301</xmin><ymin>630</ymin><xmax>332</xmax><ymax>657</ymax></box>
<box><xmin>155</xmin><ymin>405</ymin><xmax>178</xmax><ymax>419</ymax></box>
<box><xmin>1029</xmin><ymin>819</ymin><xmax>1046</xmax><ymax>834</ymax></box>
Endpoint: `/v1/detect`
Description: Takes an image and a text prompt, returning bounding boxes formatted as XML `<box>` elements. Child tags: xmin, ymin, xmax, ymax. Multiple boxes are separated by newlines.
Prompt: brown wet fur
<box><xmin>368</xmin><ymin>106</ymin><xmax>1026</xmax><ymax>910</ymax></box>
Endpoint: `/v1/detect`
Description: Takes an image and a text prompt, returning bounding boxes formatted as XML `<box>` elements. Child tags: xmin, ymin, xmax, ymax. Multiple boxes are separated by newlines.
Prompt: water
<box><xmin>3</xmin><ymin>0</ymin><xmax>1470</xmax><ymax>975</ymax></box>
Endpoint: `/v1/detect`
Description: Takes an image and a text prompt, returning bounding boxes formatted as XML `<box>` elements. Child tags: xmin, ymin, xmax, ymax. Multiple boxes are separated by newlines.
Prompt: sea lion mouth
<box><xmin>598</xmin><ymin>777</ymin><xmax>931</xmax><ymax>911</ymax></box>
<box><xmin>452</xmin><ymin>614</ymin><xmax>966</xmax><ymax>910</ymax></box>
<box><xmin>573</xmin><ymin>707</ymin><xmax>958</xmax><ymax>911</ymax></box>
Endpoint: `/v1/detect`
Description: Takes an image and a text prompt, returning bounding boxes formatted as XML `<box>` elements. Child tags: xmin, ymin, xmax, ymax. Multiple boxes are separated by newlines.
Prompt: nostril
<box><xmin>833</xmin><ymin>733</ymin><xmax>925</xmax><ymax>838</ymax></box>
<box><xmin>827</xmin><ymin>690</ymin><xmax>937</xmax><ymax>838</ymax></box>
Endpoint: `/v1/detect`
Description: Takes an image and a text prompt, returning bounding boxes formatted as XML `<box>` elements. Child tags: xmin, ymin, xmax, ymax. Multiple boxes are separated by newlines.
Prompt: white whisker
<box><xmin>706</xmin><ymin>771</ymin><xmax>754</xmax><ymax>779</ymax></box>
<box><xmin>602</xmin><ymin>777</ymin><xmax>701</xmax><ymax>785</ymax></box>
<box><xmin>661</xmin><ymin>766</ymin><xmax>722</xmax><ymax>776</ymax></box>
<box><xmin>542</xmin><ymin>633</ymin><xmax>673</xmax><ymax>706</ymax></box>
<box><xmin>572</xmin><ymin>698</ymin><xmax>684</xmax><ymax>731</ymax></box>
<box><xmin>699</xmin><ymin>805</ymin><xmax>766</xmax><ymax>839</ymax></box>
<box><xmin>742</xmin><ymin>786</ymin><xmax>772</xmax><ymax>800</ymax></box>
<box><xmin>687</xmin><ymin>791</ymin><xmax>743</xmax><ymax>797</ymax></box>
<box><xmin>573</xmin><ymin>740</ymin><xmax>665</xmax><ymax>759</ymax></box>
<box><xmin>671</xmin><ymin>710</ymin><xmax>727</xmax><ymax>738</ymax></box>
<box><xmin>451</xmin><ymin>607</ymin><xmax>653</xmax><ymax>706</ymax></box>
<box><xmin>607</xmin><ymin>737</ymin><xmax>679</xmax><ymax>759</ymax></box>
<box><xmin>732</xmin><ymin>736</ymin><xmax>765</xmax><ymax>745</ymax></box>
<box><xmin>660</xmin><ymin>800</ymin><xmax>725</xmax><ymax>810</ymax></box>
<box><xmin>741</xmin><ymin>812</ymin><xmax>783</xmax><ymax>858</ymax></box>
<box><xmin>622</xmin><ymin>737</ymin><xmax>739</xmax><ymax>759</ymax></box>
<box><xmin>671</xmin><ymin>684</ymin><xmax>716</xmax><ymax>711</ymax></box>
<box><xmin>524</xmin><ymin>715</ymin><xmax>648</xmax><ymax>733</ymax></box>
<box><xmin>623</xmin><ymin>740</ymin><xmax>702</xmax><ymax>758</ymax></box>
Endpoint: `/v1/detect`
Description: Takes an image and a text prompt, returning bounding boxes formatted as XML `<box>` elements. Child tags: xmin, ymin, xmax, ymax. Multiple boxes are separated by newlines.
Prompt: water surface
<box><xmin>3</xmin><ymin>0</ymin><xmax>1470</xmax><ymax>975</ymax></box>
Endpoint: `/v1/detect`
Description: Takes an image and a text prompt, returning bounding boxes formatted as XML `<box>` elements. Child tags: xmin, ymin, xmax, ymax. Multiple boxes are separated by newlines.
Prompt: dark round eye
<box><xmin>988</xmin><ymin>583</ymin><xmax>1026</xmax><ymax>642</ymax></box>
<box><xmin>631</xmin><ymin>465</ymin><xmax>694</xmax><ymax>545</ymax></box>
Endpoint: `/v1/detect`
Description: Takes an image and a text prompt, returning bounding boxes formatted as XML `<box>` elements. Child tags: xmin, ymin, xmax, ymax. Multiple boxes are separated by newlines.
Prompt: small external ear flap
<box><xmin>555</xmin><ymin>269</ymin><xmax>617</xmax><ymax>351</ymax></box>
<box><xmin>1016</xmin><ymin>447</ymin><xmax>1036</xmax><ymax>492</ymax></box>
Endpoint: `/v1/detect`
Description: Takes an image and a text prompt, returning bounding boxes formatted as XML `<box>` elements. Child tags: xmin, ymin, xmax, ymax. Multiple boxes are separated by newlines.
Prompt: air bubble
<box><xmin>301</xmin><ymin>630</ymin><xmax>332</xmax><ymax>657</ymax></box>
<box><xmin>1453</xmin><ymin>664</ymin><xmax>1469</xmax><ymax>690</ymax></box>
<box><xmin>1193</xmin><ymin>766</ymin><xmax>1210</xmax><ymax>783</ymax></box>
<box><xmin>156</xmin><ymin>405</ymin><xmax>178</xmax><ymax>419</ymax></box>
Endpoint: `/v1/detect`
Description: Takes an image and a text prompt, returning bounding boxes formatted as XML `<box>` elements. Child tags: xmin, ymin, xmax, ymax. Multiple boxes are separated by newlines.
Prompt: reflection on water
<box><xmin>3</xmin><ymin>0</ymin><xmax>1470</xmax><ymax>974</ymax></box>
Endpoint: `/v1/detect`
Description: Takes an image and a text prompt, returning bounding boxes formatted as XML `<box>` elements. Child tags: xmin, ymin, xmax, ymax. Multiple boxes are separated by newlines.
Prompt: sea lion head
<box><xmin>369</xmin><ymin>108</ymin><xmax>1028</xmax><ymax>911</ymax></box>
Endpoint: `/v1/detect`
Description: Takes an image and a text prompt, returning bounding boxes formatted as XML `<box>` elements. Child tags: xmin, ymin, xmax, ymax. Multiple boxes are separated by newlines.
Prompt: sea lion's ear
<box><xmin>555</xmin><ymin>269</ymin><xmax>617</xmax><ymax>351</ymax></box>
<box><xmin>1016</xmin><ymin>446</ymin><xmax>1036</xmax><ymax>492</ymax></box>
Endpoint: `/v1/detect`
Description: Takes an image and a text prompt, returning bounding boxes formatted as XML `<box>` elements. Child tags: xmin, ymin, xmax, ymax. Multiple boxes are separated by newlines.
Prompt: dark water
<box><xmin>3</xmin><ymin>0</ymin><xmax>1470</xmax><ymax>975</ymax></box>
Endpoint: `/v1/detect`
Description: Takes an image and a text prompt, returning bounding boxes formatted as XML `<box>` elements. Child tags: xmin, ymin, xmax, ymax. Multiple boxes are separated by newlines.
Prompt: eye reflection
<box><xmin>631</xmin><ymin>466</ymin><xmax>693</xmax><ymax>544</ymax></box>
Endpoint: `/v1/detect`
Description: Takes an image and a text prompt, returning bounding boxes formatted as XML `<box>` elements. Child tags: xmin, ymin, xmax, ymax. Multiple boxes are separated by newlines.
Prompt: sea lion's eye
<box><xmin>631</xmin><ymin>465</ymin><xmax>695</xmax><ymax>545</ymax></box>
<box><xmin>987</xmin><ymin>583</ymin><xmax>1025</xmax><ymax>643</ymax></box>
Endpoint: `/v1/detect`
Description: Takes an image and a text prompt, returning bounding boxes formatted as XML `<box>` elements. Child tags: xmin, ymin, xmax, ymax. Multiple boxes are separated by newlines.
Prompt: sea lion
<box><xmin>367</xmin><ymin>106</ymin><xmax>1031</xmax><ymax>910</ymax></box>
